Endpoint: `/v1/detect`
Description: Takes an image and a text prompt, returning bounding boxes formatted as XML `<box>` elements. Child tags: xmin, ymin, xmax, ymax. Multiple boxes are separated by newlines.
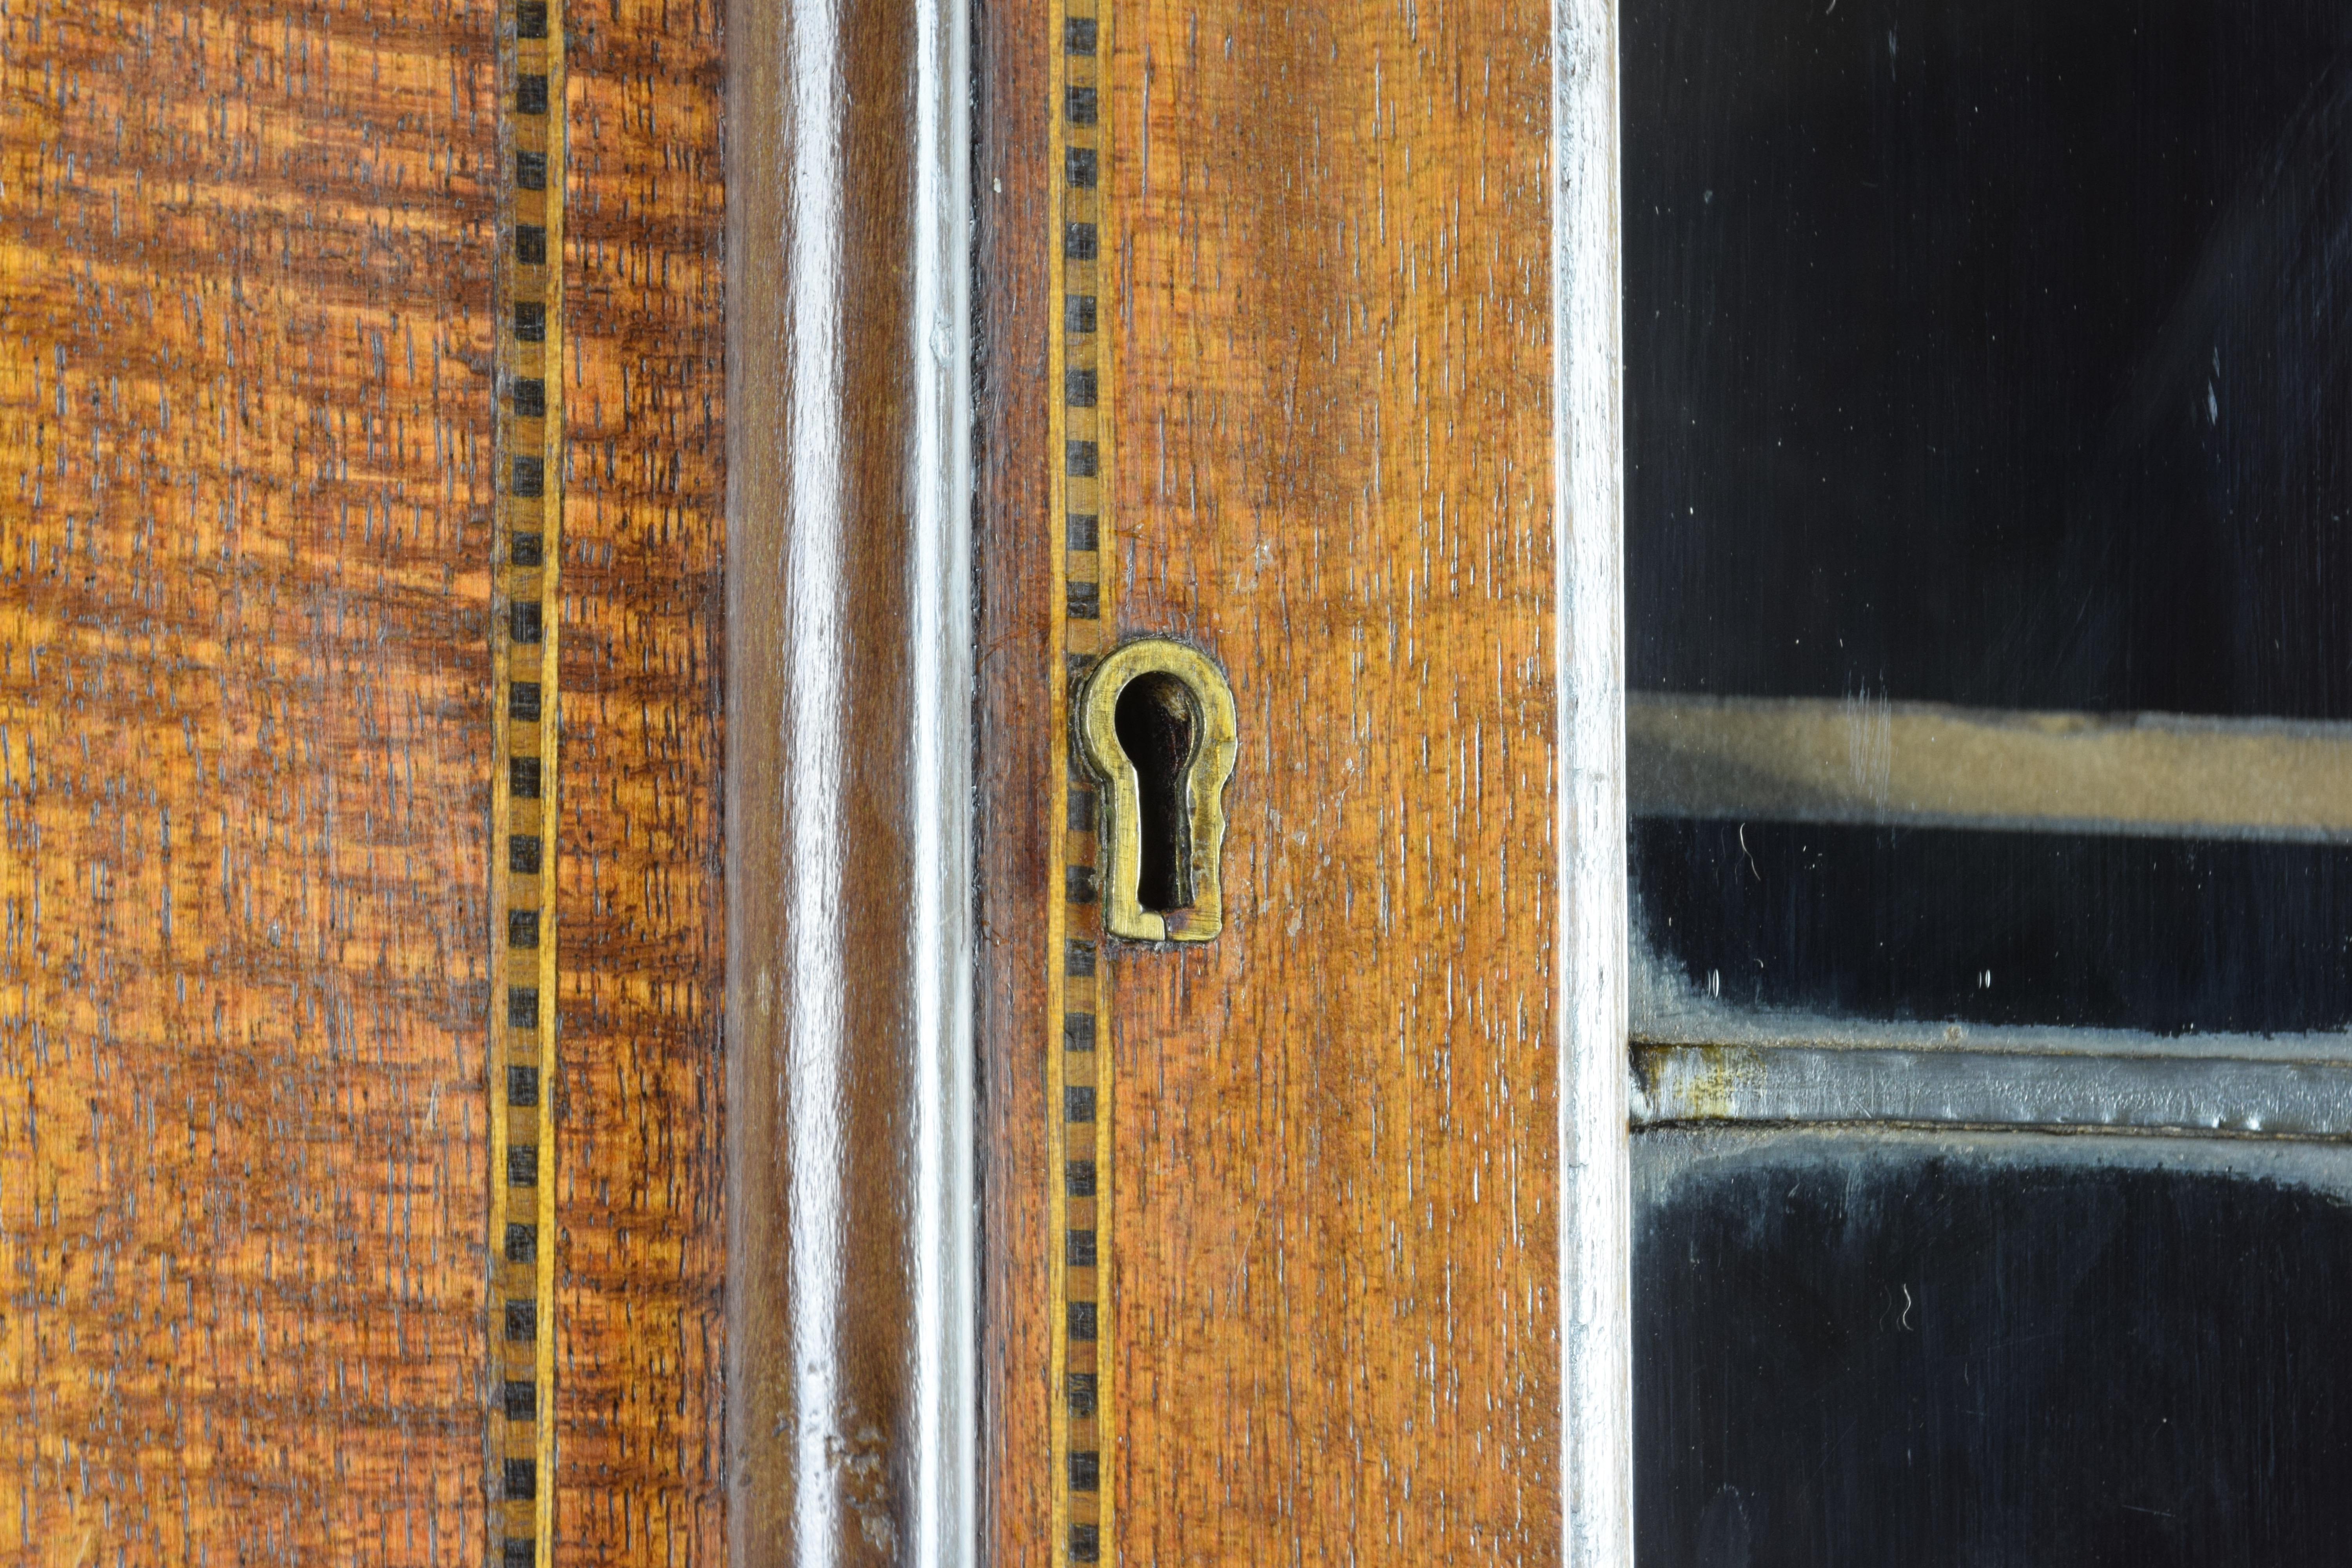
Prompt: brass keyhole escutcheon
<box><xmin>1078</xmin><ymin>638</ymin><xmax>1239</xmax><ymax>942</ymax></box>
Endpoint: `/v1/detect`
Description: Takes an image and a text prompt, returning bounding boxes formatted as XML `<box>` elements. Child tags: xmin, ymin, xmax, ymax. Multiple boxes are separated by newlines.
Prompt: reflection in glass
<box><xmin>1636</xmin><ymin>1131</ymin><xmax>2352</xmax><ymax>1566</ymax></box>
<box><xmin>1625</xmin><ymin>0</ymin><xmax>2352</xmax><ymax>1033</ymax></box>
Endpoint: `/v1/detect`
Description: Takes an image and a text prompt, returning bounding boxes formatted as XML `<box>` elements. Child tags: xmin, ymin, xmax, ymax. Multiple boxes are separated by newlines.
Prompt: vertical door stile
<box><xmin>1555</xmin><ymin>0</ymin><xmax>1635</xmax><ymax>1562</ymax></box>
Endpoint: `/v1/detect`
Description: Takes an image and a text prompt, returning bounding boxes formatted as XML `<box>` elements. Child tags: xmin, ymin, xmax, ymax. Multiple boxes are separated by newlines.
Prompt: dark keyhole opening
<box><xmin>1114</xmin><ymin>672</ymin><xmax>1202</xmax><ymax>912</ymax></box>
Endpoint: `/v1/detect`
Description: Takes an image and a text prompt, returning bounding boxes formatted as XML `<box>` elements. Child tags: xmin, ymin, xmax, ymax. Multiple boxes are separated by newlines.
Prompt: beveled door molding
<box><xmin>1555</xmin><ymin>0</ymin><xmax>1636</xmax><ymax>1563</ymax></box>
<box><xmin>724</xmin><ymin>0</ymin><xmax>976</xmax><ymax>1560</ymax></box>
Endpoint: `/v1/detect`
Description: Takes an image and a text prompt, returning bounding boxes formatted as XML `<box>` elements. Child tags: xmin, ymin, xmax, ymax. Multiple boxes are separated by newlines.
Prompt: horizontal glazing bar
<box><xmin>1633</xmin><ymin>1043</ymin><xmax>2352</xmax><ymax>1138</ymax></box>
<box><xmin>1630</xmin><ymin>693</ymin><xmax>2352</xmax><ymax>842</ymax></box>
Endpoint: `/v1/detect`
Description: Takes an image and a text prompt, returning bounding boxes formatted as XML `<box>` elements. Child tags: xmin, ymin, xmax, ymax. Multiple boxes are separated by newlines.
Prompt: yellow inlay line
<box><xmin>1050</xmin><ymin>0</ymin><xmax>1114</xmax><ymax>1561</ymax></box>
<box><xmin>489</xmin><ymin>2</ymin><xmax>563</xmax><ymax>1562</ymax></box>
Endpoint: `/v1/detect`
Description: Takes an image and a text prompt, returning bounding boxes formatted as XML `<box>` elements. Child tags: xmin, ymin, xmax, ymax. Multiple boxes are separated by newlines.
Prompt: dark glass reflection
<box><xmin>1626</xmin><ymin>0</ymin><xmax>2352</xmax><ymax>1032</ymax></box>
<box><xmin>1637</xmin><ymin>820</ymin><xmax>2352</xmax><ymax>1032</ymax></box>
<box><xmin>1628</xmin><ymin>0</ymin><xmax>2352</xmax><ymax>715</ymax></box>
<box><xmin>1636</xmin><ymin>1134</ymin><xmax>2352</xmax><ymax>1567</ymax></box>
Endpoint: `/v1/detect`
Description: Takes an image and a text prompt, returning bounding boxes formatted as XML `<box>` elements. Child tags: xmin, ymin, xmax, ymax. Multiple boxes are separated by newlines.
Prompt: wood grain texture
<box><xmin>0</xmin><ymin>0</ymin><xmax>499</xmax><ymax>1556</ymax></box>
<box><xmin>974</xmin><ymin>0</ymin><xmax>1565</xmax><ymax>1557</ymax></box>
<box><xmin>556</xmin><ymin>0</ymin><xmax>727</xmax><ymax>1559</ymax></box>
<box><xmin>973</xmin><ymin>0</ymin><xmax>1058</xmax><ymax>1558</ymax></box>
<box><xmin>1106</xmin><ymin>0</ymin><xmax>1561</xmax><ymax>1559</ymax></box>
<box><xmin>4</xmin><ymin>0</ymin><xmax>1560</xmax><ymax>1557</ymax></box>
<box><xmin>0</xmin><ymin>0</ymin><xmax>728</xmax><ymax>1559</ymax></box>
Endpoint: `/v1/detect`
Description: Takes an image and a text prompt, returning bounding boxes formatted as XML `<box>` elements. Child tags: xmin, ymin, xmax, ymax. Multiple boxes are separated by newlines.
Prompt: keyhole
<box><xmin>1114</xmin><ymin>672</ymin><xmax>1201</xmax><ymax>911</ymax></box>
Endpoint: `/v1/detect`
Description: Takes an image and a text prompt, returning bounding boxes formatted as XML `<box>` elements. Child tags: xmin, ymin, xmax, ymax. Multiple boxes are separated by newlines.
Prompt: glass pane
<box><xmin>1625</xmin><ymin>0</ymin><xmax>2352</xmax><ymax>1035</ymax></box>
<box><xmin>1635</xmin><ymin>1129</ymin><xmax>2352</xmax><ymax>1564</ymax></box>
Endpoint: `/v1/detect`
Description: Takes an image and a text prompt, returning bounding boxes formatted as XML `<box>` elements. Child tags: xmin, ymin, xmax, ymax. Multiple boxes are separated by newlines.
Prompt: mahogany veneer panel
<box><xmin>0</xmin><ymin>0</ymin><xmax>498</xmax><ymax>1553</ymax></box>
<box><xmin>0</xmin><ymin>0</ymin><xmax>726</xmax><ymax>1559</ymax></box>
<box><xmin>975</xmin><ymin>0</ymin><xmax>1059</xmax><ymax>1559</ymax></box>
<box><xmin>1107</xmin><ymin>1</ymin><xmax>1561</xmax><ymax>1559</ymax></box>
<box><xmin>977</xmin><ymin>0</ymin><xmax>1563</xmax><ymax>1559</ymax></box>
<box><xmin>555</xmin><ymin>0</ymin><xmax>726</xmax><ymax>1560</ymax></box>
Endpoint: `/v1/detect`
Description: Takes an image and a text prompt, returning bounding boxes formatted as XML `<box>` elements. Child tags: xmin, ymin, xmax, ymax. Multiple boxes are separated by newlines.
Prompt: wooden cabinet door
<box><xmin>958</xmin><ymin>0</ymin><xmax>1624</xmax><ymax>1563</ymax></box>
<box><xmin>1</xmin><ymin>0</ymin><xmax>726</xmax><ymax>1559</ymax></box>
<box><xmin>724</xmin><ymin>0</ymin><xmax>1625</xmax><ymax>1563</ymax></box>
<box><xmin>2</xmin><ymin>0</ymin><xmax>1619</xmax><ymax>1562</ymax></box>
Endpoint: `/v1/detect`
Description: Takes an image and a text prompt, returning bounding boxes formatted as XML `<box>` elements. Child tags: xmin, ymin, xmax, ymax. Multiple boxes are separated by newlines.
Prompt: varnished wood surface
<box><xmin>555</xmin><ymin>0</ymin><xmax>726</xmax><ymax>1559</ymax></box>
<box><xmin>976</xmin><ymin>0</ymin><xmax>1564</xmax><ymax>1559</ymax></box>
<box><xmin>0</xmin><ymin>0</ymin><xmax>724</xmax><ymax>1559</ymax></box>
<box><xmin>5</xmin><ymin>0</ymin><xmax>1561</xmax><ymax>1556</ymax></box>
<box><xmin>973</xmin><ymin>0</ymin><xmax>1058</xmax><ymax>1558</ymax></box>
<box><xmin>0</xmin><ymin>2</ymin><xmax>498</xmax><ymax>1553</ymax></box>
<box><xmin>977</xmin><ymin>0</ymin><xmax>1562</xmax><ymax>1559</ymax></box>
<box><xmin>728</xmin><ymin>0</ymin><xmax>982</xmax><ymax>1559</ymax></box>
<box><xmin>977</xmin><ymin>0</ymin><xmax>1564</xmax><ymax>1558</ymax></box>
